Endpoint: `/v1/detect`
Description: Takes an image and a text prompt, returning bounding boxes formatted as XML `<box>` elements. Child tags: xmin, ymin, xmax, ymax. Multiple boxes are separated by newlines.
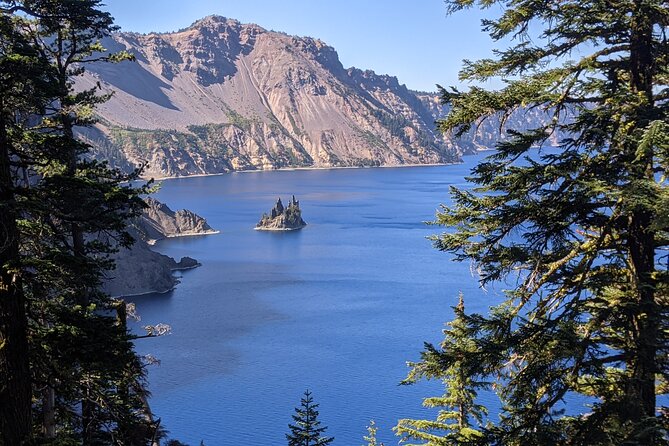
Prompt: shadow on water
<box><xmin>130</xmin><ymin>261</ymin><xmax>300</xmax><ymax>387</ymax></box>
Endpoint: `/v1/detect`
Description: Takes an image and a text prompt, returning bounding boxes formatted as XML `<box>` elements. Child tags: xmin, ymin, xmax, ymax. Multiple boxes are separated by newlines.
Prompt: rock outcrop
<box><xmin>77</xmin><ymin>15</ymin><xmax>565</xmax><ymax>178</ymax></box>
<box><xmin>256</xmin><ymin>196</ymin><xmax>306</xmax><ymax>231</ymax></box>
<box><xmin>79</xmin><ymin>15</ymin><xmax>466</xmax><ymax>178</ymax></box>
<box><xmin>102</xmin><ymin>199</ymin><xmax>216</xmax><ymax>297</ymax></box>
<box><xmin>137</xmin><ymin>197</ymin><xmax>218</xmax><ymax>243</ymax></box>
<box><xmin>102</xmin><ymin>227</ymin><xmax>186</xmax><ymax>297</ymax></box>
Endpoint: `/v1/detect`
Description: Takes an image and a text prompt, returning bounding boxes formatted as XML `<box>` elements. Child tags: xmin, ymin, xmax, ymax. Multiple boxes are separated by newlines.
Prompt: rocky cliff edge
<box><xmin>102</xmin><ymin>198</ymin><xmax>217</xmax><ymax>297</ymax></box>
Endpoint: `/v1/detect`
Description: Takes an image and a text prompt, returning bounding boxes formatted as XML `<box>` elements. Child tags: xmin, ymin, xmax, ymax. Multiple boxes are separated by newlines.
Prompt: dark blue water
<box><xmin>131</xmin><ymin>154</ymin><xmax>503</xmax><ymax>445</ymax></box>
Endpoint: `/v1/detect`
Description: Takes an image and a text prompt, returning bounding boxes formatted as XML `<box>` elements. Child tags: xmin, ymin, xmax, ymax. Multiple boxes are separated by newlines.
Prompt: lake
<box><xmin>131</xmin><ymin>152</ymin><xmax>500</xmax><ymax>445</ymax></box>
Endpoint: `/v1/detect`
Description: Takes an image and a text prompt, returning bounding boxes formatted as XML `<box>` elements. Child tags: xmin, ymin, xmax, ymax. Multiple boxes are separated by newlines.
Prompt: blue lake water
<box><xmin>131</xmin><ymin>153</ymin><xmax>503</xmax><ymax>445</ymax></box>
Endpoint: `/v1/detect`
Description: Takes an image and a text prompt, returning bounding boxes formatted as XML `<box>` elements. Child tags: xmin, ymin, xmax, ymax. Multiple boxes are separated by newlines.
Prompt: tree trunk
<box><xmin>626</xmin><ymin>0</ymin><xmax>657</xmax><ymax>425</ymax></box>
<box><xmin>0</xmin><ymin>116</ymin><xmax>31</xmax><ymax>444</ymax></box>
<box><xmin>42</xmin><ymin>385</ymin><xmax>56</xmax><ymax>438</ymax></box>
<box><xmin>628</xmin><ymin>213</ymin><xmax>657</xmax><ymax>415</ymax></box>
<box><xmin>61</xmin><ymin>92</ymin><xmax>94</xmax><ymax>445</ymax></box>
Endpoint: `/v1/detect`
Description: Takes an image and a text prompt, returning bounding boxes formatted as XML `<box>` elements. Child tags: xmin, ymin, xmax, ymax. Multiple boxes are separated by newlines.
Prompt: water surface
<box><xmin>132</xmin><ymin>155</ymin><xmax>499</xmax><ymax>445</ymax></box>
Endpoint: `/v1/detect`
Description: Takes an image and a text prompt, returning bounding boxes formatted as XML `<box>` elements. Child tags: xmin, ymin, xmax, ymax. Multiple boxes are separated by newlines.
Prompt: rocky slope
<box><xmin>79</xmin><ymin>16</ymin><xmax>471</xmax><ymax>178</ymax></box>
<box><xmin>415</xmin><ymin>93</ymin><xmax>563</xmax><ymax>151</ymax></box>
<box><xmin>102</xmin><ymin>199</ymin><xmax>215</xmax><ymax>297</ymax></box>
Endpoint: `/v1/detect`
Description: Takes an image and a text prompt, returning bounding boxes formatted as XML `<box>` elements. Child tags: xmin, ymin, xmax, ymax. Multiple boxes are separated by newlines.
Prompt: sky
<box><xmin>103</xmin><ymin>0</ymin><xmax>507</xmax><ymax>93</ymax></box>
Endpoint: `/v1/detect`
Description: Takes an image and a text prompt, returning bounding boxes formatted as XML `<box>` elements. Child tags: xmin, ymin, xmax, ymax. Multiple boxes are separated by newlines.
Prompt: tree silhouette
<box><xmin>286</xmin><ymin>390</ymin><xmax>334</xmax><ymax>446</ymax></box>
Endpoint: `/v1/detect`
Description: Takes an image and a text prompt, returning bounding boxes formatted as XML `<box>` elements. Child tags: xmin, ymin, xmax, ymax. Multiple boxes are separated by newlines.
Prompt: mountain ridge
<box><xmin>80</xmin><ymin>15</ymin><xmax>549</xmax><ymax>178</ymax></box>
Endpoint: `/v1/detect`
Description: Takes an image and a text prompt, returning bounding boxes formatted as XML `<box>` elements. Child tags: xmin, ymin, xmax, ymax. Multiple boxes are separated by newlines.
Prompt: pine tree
<box><xmin>363</xmin><ymin>420</ymin><xmax>384</xmax><ymax>446</ymax></box>
<box><xmin>0</xmin><ymin>7</ymin><xmax>56</xmax><ymax>443</ymax></box>
<box><xmin>0</xmin><ymin>1</ymin><xmax>155</xmax><ymax>444</ymax></box>
<box><xmin>395</xmin><ymin>294</ymin><xmax>486</xmax><ymax>445</ymax></box>
<box><xmin>20</xmin><ymin>1</ymin><xmax>152</xmax><ymax>441</ymax></box>
<box><xmin>419</xmin><ymin>0</ymin><xmax>669</xmax><ymax>444</ymax></box>
<box><xmin>286</xmin><ymin>390</ymin><xmax>334</xmax><ymax>446</ymax></box>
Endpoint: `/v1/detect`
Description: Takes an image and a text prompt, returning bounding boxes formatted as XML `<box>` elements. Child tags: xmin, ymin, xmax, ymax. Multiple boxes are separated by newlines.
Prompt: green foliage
<box><xmin>113</xmin><ymin>122</ymin><xmax>313</xmax><ymax>171</ymax></box>
<box><xmin>286</xmin><ymin>390</ymin><xmax>334</xmax><ymax>446</ymax></box>
<box><xmin>375</xmin><ymin>110</ymin><xmax>411</xmax><ymax>139</ymax></box>
<box><xmin>113</xmin><ymin>126</ymin><xmax>202</xmax><ymax>156</ymax></box>
<box><xmin>363</xmin><ymin>420</ymin><xmax>384</xmax><ymax>446</ymax></box>
<box><xmin>165</xmin><ymin>440</ymin><xmax>190</xmax><ymax>446</ymax></box>
<box><xmin>373</xmin><ymin>110</ymin><xmax>434</xmax><ymax>149</ymax></box>
<box><xmin>225</xmin><ymin>109</ymin><xmax>254</xmax><ymax>130</ymax></box>
<box><xmin>285</xmin><ymin>109</ymin><xmax>304</xmax><ymax>136</ymax></box>
<box><xmin>0</xmin><ymin>1</ymin><xmax>158</xmax><ymax>444</ymax></box>
<box><xmin>404</xmin><ymin>0</ymin><xmax>669</xmax><ymax>445</ymax></box>
<box><xmin>352</xmin><ymin>157</ymin><xmax>382</xmax><ymax>167</ymax></box>
<box><xmin>359</xmin><ymin>130</ymin><xmax>388</xmax><ymax>150</ymax></box>
<box><xmin>0</xmin><ymin>7</ymin><xmax>57</xmax><ymax>444</ymax></box>
<box><xmin>395</xmin><ymin>294</ymin><xmax>486</xmax><ymax>445</ymax></box>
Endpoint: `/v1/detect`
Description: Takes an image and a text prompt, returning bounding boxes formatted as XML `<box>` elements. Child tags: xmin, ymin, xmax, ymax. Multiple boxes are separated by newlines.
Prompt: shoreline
<box><xmin>171</xmin><ymin>263</ymin><xmax>201</xmax><ymax>271</ymax></box>
<box><xmin>137</xmin><ymin>147</ymin><xmax>543</xmax><ymax>182</ymax></box>
<box><xmin>254</xmin><ymin>225</ymin><xmax>306</xmax><ymax>232</ymax></box>
<box><xmin>111</xmin><ymin>263</ymin><xmax>202</xmax><ymax>299</ymax></box>
<box><xmin>146</xmin><ymin>230</ymin><xmax>220</xmax><ymax>245</ymax></box>
<box><xmin>113</xmin><ymin>231</ymin><xmax>215</xmax><ymax>298</ymax></box>
<box><xmin>165</xmin><ymin>229</ymin><xmax>220</xmax><ymax>238</ymax></box>
<box><xmin>142</xmin><ymin>161</ymin><xmax>460</xmax><ymax>182</ymax></box>
<box><xmin>111</xmin><ymin>285</ymin><xmax>177</xmax><ymax>299</ymax></box>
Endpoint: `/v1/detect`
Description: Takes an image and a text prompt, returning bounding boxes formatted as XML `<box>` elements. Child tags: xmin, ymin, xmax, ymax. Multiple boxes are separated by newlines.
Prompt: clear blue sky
<box><xmin>103</xmin><ymin>0</ymin><xmax>505</xmax><ymax>93</ymax></box>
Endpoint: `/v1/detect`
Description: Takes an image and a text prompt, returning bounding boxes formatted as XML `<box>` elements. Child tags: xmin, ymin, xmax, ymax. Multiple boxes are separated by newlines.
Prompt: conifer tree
<box><xmin>18</xmin><ymin>1</ymin><xmax>152</xmax><ymax>441</ymax></box>
<box><xmin>286</xmin><ymin>390</ymin><xmax>334</xmax><ymax>446</ymax></box>
<box><xmin>363</xmin><ymin>420</ymin><xmax>384</xmax><ymax>446</ymax></box>
<box><xmin>0</xmin><ymin>1</ymin><xmax>155</xmax><ymax>444</ymax></box>
<box><xmin>414</xmin><ymin>0</ymin><xmax>669</xmax><ymax>444</ymax></box>
<box><xmin>0</xmin><ymin>8</ymin><xmax>56</xmax><ymax>443</ymax></box>
<box><xmin>395</xmin><ymin>294</ymin><xmax>486</xmax><ymax>445</ymax></box>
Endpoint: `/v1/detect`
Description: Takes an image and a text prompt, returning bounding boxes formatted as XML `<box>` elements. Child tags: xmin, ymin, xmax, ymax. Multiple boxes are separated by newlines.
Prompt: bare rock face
<box><xmin>79</xmin><ymin>15</ymin><xmax>565</xmax><ymax>178</ymax></box>
<box><xmin>102</xmin><ymin>227</ymin><xmax>181</xmax><ymax>297</ymax></box>
<box><xmin>256</xmin><ymin>196</ymin><xmax>306</xmax><ymax>231</ymax></box>
<box><xmin>137</xmin><ymin>197</ymin><xmax>217</xmax><ymax>242</ymax></box>
<box><xmin>80</xmin><ymin>15</ymin><xmax>463</xmax><ymax>178</ymax></box>
<box><xmin>102</xmin><ymin>198</ymin><xmax>214</xmax><ymax>297</ymax></box>
<box><xmin>175</xmin><ymin>256</ymin><xmax>200</xmax><ymax>269</ymax></box>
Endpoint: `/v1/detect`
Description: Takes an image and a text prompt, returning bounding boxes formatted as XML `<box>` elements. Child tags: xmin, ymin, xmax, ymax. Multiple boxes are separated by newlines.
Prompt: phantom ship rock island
<box><xmin>256</xmin><ymin>196</ymin><xmax>307</xmax><ymax>231</ymax></box>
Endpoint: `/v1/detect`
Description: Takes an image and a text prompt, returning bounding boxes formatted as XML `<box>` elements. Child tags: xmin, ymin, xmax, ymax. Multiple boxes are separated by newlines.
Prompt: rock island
<box><xmin>256</xmin><ymin>196</ymin><xmax>306</xmax><ymax>231</ymax></box>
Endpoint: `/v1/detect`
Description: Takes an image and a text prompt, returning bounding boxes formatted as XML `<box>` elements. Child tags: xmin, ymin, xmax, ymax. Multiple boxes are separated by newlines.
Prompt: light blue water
<box><xmin>131</xmin><ymin>153</ymin><xmax>503</xmax><ymax>445</ymax></box>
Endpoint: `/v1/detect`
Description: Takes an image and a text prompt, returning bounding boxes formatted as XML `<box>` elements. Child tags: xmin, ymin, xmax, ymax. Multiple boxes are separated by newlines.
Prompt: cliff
<box><xmin>102</xmin><ymin>198</ymin><xmax>215</xmax><ymax>297</ymax></box>
<box><xmin>75</xmin><ymin>15</ymin><xmax>566</xmax><ymax>178</ymax></box>
<box><xmin>414</xmin><ymin>93</ymin><xmax>563</xmax><ymax>151</ymax></box>
<box><xmin>78</xmin><ymin>15</ymin><xmax>472</xmax><ymax>178</ymax></box>
<box><xmin>137</xmin><ymin>197</ymin><xmax>218</xmax><ymax>243</ymax></box>
<box><xmin>256</xmin><ymin>196</ymin><xmax>306</xmax><ymax>231</ymax></box>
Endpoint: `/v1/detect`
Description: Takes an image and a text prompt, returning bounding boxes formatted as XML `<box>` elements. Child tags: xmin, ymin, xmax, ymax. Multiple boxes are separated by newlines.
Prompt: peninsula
<box><xmin>103</xmin><ymin>198</ymin><xmax>218</xmax><ymax>297</ymax></box>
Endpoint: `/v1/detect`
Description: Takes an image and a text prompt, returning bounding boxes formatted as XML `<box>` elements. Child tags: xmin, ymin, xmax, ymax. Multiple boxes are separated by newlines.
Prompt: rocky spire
<box><xmin>256</xmin><ymin>196</ymin><xmax>306</xmax><ymax>231</ymax></box>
